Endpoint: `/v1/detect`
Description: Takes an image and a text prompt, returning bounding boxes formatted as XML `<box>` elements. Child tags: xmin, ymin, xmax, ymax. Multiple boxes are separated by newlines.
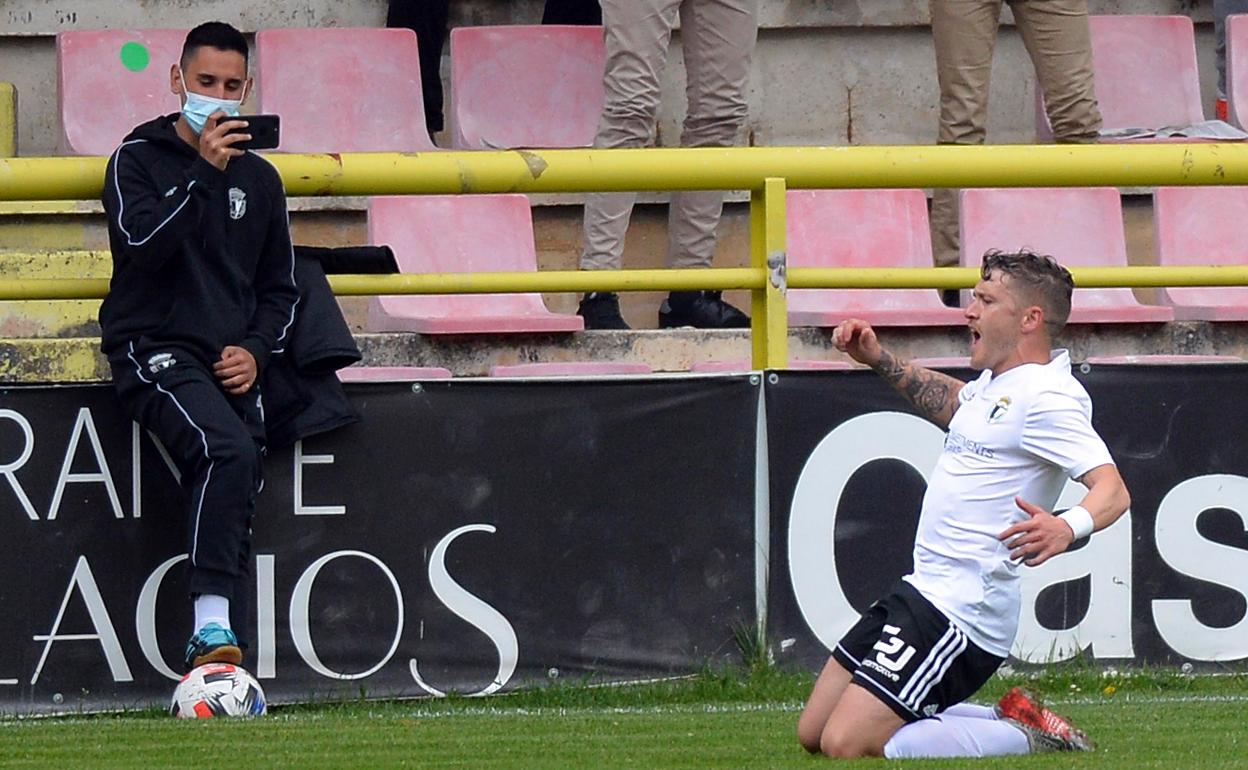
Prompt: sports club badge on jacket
<box><xmin>987</xmin><ymin>396</ymin><xmax>1012</xmax><ymax>424</ymax></box>
<box><xmin>229</xmin><ymin>187</ymin><xmax>247</xmax><ymax>220</ymax></box>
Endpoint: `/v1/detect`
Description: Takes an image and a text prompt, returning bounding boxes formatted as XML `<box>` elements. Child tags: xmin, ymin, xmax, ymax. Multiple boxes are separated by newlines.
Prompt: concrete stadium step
<box><xmin>0</xmin><ymin>249</ymin><xmax>107</xmax><ymax>337</ymax></box>
<box><xmin>0</xmin><ymin>324</ymin><xmax>1234</xmax><ymax>384</ymax></box>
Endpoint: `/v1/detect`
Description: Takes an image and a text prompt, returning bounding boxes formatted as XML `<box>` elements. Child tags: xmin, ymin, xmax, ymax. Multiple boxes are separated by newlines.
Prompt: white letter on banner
<box><xmin>1153</xmin><ymin>474</ymin><xmax>1248</xmax><ymax>661</ymax></box>
<box><xmin>255</xmin><ymin>554</ymin><xmax>277</xmax><ymax>679</ymax></box>
<box><xmin>0</xmin><ymin>408</ymin><xmax>38</xmax><ymax>520</ymax></box>
<box><xmin>294</xmin><ymin>440</ymin><xmax>346</xmax><ymax>516</ymax></box>
<box><xmin>48</xmin><ymin>408</ymin><xmax>124</xmax><ymax>520</ymax></box>
<box><xmin>1013</xmin><ymin>480</ymin><xmax>1134</xmax><ymax>662</ymax></box>
<box><xmin>31</xmin><ymin>556</ymin><xmax>133</xmax><ymax>685</ymax></box>
<box><xmin>135</xmin><ymin>554</ymin><xmax>188</xmax><ymax>680</ymax></box>
<box><xmin>131</xmin><ymin>425</ymin><xmax>183</xmax><ymax>519</ymax></box>
<box><xmin>788</xmin><ymin>413</ymin><xmax>944</xmax><ymax>652</ymax></box>
<box><xmin>410</xmin><ymin>524</ymin><xmax>518</xmax><ymax>697</ymax></box>
<box><xmin>290</xmin><ymin>550</ymin><xmax>403</xmax><ymax>679</ymax></box>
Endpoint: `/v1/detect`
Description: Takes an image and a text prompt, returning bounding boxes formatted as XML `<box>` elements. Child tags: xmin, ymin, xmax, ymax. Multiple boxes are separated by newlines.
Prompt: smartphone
<box><xmin>226</xmin><ymin>114</ymin><xmax>281</xmax><ymax>151</ymax></box>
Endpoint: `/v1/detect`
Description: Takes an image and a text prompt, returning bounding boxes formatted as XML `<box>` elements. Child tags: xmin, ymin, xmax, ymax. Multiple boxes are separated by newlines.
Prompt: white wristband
<box><xmin>1058</xmin><ymin>506</ymin><xmax>1095</xmax><ymax>541</ymax></box>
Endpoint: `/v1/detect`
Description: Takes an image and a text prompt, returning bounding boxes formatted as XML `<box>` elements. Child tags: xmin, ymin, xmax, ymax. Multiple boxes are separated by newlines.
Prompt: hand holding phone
<box><xmin>225</xmin><ymin>114</ymin><xmax>281</xmax><ymax>151</ymax></box>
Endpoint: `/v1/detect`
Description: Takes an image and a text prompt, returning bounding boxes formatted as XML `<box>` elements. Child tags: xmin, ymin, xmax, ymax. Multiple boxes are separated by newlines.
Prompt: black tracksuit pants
<box><xmin>110</xmin><ymin>343</ymin><xmax>265</xmax><ymax>607</ymax></box>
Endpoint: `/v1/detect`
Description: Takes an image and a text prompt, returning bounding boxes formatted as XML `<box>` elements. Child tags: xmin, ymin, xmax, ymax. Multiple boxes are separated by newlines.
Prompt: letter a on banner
<box><xmin>1013</xmin><ymin>480</ymin><xmax>1134</xmax><ymax>663</ymax></box>
<box><xmin>48</xmin><ymin>408</ymin><xmax>124</xmax><ymax>520</ymax></box>
<box><xmin>31</xmin><ymin>556</ymin><xmax>133</xmax><ymax>685</ymax></box>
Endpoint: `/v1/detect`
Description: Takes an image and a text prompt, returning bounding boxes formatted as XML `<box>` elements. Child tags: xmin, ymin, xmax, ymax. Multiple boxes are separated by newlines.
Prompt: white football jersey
<box><xmin>903</xmin><ymin>350</ymin><xmax>1114</xmax><ymax>657</ymax></box>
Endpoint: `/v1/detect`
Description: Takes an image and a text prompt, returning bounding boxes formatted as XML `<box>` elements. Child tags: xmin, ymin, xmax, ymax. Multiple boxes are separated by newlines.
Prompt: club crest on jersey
<box><xmin>987</xmin><ymin>396</ymin><xmax>1012</xmax><ymax>423</ymax></box>
<box><xmin>228</xmin><ymin>187</ymin><xmax>247</xmax><ymax>220</ymax></box>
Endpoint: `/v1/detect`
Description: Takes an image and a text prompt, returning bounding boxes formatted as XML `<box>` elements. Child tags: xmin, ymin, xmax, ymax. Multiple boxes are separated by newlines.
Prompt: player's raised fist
<box><xmin>832</xmin><ymin>318</ymin><xmax>882</xmax><ymax>367</ymax></box>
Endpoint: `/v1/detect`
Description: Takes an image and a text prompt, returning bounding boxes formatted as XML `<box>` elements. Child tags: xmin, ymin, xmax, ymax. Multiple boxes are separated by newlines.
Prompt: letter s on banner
<box><xmin>1153</xmin><ymin>474</ymin><xmax>1248</xmax><ymax>661</ymax></box>
<box><xmin>788</xmin><ymin>412</ymin><xmax>944</xmax><ymax>651</ymax></box>
<box><xmin>410</xmin><ymin>524</ymin><xmax>518</xmax><ymax>697</ymax></box>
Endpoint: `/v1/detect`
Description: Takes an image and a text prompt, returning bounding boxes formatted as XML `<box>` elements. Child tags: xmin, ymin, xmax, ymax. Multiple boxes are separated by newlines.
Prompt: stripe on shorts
<box><xmin>899</xmin><ymin>622</ymin><xmax>967</xmax><ymax>710</ymax></box>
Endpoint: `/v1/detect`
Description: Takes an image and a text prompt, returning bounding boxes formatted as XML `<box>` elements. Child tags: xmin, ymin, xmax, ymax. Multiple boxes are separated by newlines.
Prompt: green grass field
<box><xmin>3</xmin><ymin>668</ymin><xmax>1245</xmax><ymax>769</ymax></box>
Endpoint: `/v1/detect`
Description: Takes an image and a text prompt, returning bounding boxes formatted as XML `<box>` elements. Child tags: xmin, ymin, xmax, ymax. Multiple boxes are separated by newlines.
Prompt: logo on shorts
<box><xmin>871</xmin><ymin>624</ymin><xmax>916</xmax><ymax>673</ymax></box>
<box><xmin>922</xmin><ymin>704</ymin><xmax>939</xmax><ymax>717</ymax></box>
<box><xmin>228</xmin><ymin>187</ymin><xmax>247</xmax><ymax>220</ymax></box>
<box><xmin>987</xmin><ymin>396</ymin><xmax>1012</xmax><ymax>424</ymax></box>
<box><xmin>147</xmin><ymin>352</ymin><xmax>176</xmax><ymax>374</ymax></box>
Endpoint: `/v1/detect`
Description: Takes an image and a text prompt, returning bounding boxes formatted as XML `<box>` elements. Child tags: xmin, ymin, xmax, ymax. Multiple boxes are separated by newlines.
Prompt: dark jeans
<box><xmin>543</xmin><ymin>0</ymin><xmax>603</xmax><ymax>25</ymax></box>
<box><xmin>387</xmin><ymin>0</ymin><xmax>451</xmax><ymax>133</ymax></box>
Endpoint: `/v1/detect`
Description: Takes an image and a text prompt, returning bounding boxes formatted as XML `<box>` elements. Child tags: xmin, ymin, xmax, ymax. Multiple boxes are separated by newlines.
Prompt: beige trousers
<box><xmin>929</xmin><ymin>0</ymin><xmax>1102</xmax><ymax>267</ymax></box>
<box><xmin>580</xmin><ymin>0</ymin><xmax>759</xmax><ymax>271</ymax></box>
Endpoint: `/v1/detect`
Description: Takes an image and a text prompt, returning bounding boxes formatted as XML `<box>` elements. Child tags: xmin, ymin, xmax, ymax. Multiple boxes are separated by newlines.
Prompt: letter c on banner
<box><xmin>290</xmin><ymin>550</ymin><xmax>404</xmax><ymax>680</ymax></box>
<box><xmin>788</xmin><ymin>412</ymin><xmax>944</xmax><ymax>651</ymax></box>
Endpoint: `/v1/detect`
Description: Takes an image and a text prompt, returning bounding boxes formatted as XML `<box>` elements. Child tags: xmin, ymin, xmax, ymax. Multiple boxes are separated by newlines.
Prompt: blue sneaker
<box><xmin>184</xmin><ymin>622</ymin><xmax>243</xmax><ymax>671</ymax></box>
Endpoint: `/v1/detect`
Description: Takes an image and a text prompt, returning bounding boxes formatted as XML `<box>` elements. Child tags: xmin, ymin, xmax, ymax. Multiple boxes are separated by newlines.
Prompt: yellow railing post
<box><xmin>750</xmin><ymin>177</ymin><xmax>788</xmax><ymax>369</ymax></box>
<box><xmin>0</xmin><ymin>83</ymin><xmax>16</xmax><ymax>158</ymax></box>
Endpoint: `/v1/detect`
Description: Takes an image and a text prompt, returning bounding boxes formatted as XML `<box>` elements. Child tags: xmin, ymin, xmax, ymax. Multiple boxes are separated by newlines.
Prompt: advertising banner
<box><xmin>767</xmin><ymin>365</ymin><xmax>1248</xmax><ymax>669</ymax></box>
<box><xmin>0</xmin><ymin>377</ymin><xmax>759</xmax><ymax>713</ymax></box>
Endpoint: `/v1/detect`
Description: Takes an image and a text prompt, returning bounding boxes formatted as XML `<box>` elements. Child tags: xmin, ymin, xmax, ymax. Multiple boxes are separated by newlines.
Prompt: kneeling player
<box><xmin>797</xmin><ymin>251</ymin><xmax>1130</xmax><ymax>759</ymax></box>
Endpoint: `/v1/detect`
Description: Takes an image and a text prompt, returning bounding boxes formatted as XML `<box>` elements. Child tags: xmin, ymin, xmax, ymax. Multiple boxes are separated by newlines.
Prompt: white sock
<box><xmin>941</xmin><ymin>702</ymin><xmax>999</xmax><ymax>720</ymax></box>
<box><xmin>883</xmin><ymin>715</ymin><xmax>1031</xmax><ymax>759</ymax></box>
<box><xmin>193</xmin><ymin>594</ymin><xmax>231</xmax><ymax>632</ymax></box>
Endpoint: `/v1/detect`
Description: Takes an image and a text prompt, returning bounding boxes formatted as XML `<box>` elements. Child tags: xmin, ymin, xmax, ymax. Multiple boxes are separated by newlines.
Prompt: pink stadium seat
<box><xmin>337</xmin><ymin>366</ymin><xmax>452</xmax><ymax>381</ymax></box>
<box><xmin>488</xmin><ymin>362</ymin><xmax>652</xmax><ymax>377</ymax></box>
<box><xmin>689</xmin><ymin>359</ymin><xmax>854</xmax><ymax>373</ymax></box>
<box><xmin>1085</xmin><ymin>355</ymin><xmax>1243</xmax><ymax>364</ymax></box>
<box><xmin>367</xmin><ymin>194</ymin><xmax>584</xmax><ymax>334</ymax></box>
<box><xmin>1154</xmin><ymin>186</ymin><xmax>1248</xmax><ymax>320</ymax></box>
<box><xmin>959</xmin><ymin>188</ymin><xmax>1174</xmax><ymax>323</ymax></box>
<box><xmin>1036</xmin><ymin>15</ymin><xmax>1203</xmax><ymax>140</ymax></box>
<box><xmin>910</xmin><ymin>357</ymin><xmax>972</xmax><ymax>368</ymax></box>
<box><xmin>450</xmin><ymin>26</ymin><xmax>606</xmax><ymax>150</ymax></box>
<box><xmin>57</xmin><ymin>29</ymin><xmax>188</xmax><ymax>155</ymax></box>
<box><xmin>1229</xmin><ymin>15</ymin><xmax>1248</xmax><ymax>129</ymax></box>
<box><xmin>786</xmin><ymin>190</ymin><xmax>966</xmax><ymax>328</ymax></box>
<box><xmin>256</xmin><ymin>28</ymin><xmax>437</xmax><ymax>152</ymax></box>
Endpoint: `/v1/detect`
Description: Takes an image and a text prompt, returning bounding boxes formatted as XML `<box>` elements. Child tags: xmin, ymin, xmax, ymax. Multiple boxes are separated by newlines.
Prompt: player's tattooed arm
<box><xmin>873</xmin><ymin>350</ymin><xmax>965</xmax><ymax>429</ymax></box>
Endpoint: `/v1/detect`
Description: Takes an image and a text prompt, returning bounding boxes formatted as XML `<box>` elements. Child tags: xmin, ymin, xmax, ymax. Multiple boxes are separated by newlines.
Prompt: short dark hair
<box><xmin>981</xmin><ymin>249</ymin><xmax>1075</xmax><ymax>335</ymax></box>
<box><xmin>181</xmin><ymin>22</ymin><xmax>249</xmax><ymax>70</ymax></box>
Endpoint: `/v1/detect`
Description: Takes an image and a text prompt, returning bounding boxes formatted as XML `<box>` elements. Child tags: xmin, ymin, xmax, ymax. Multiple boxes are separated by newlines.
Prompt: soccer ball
<box><xmin>170</xmin><ymin>663</ymin><xmax>267</xmax><ymax>718</ymax></box>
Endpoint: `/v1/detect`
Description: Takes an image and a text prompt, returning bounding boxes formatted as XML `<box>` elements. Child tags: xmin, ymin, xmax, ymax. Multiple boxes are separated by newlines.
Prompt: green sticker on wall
<box><xmin>119</xmin><ymin>41</ymin><xmax>150</xmax><ymax>72</ymax></box>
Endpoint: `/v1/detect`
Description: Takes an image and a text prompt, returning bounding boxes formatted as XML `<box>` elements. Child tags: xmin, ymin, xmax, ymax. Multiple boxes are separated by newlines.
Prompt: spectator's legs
<box><xmin>387</xmin><ymin>0</ymin><xmax>451</xmax><ymax>134</ymax></box>
<box><xmin>580</xmin><ymin>0</ymin><xmax>680</xmax><ymax>271</ymax></box>
<box><xmin>542</xmin><ymin>0</ymin><xmax>603</xmax><ymax>26</ymax></box>
<box><xmin>667</xmin><ymin>0</ymin><xmax>759</xmax><ymax>270</ymax></box>
<box><xmin>1012</xmin><ymin>0</ymin><xmax>1101</xmax><ymax>143</ymax></box>
<box><xmin>1214</xmin><ymin>0</ymin><xmax>1248</xmax><ymax>115</ymax></box>
<box><xmin>929</xmin><ymin>0</ymin><xmax>1002</xmax><ymax>270</ymax></box>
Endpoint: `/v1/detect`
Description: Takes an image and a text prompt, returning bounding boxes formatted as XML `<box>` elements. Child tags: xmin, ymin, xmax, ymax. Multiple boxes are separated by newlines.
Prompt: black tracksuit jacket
<box><xmin>99</xmin><ymin>114</ymin><xmax>298</xmax><ymax>373</ymax></box>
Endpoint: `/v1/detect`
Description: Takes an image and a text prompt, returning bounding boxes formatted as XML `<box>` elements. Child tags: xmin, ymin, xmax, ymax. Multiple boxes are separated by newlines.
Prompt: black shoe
<box><xmin>577</xmin><ymin>292</ymin><xmax>630</xmax><ymax>330</ymax></box>
<box><xmin>658</xmin><ymin>291</ymin><xmax>750</xmax><ymax>329</ymax></box>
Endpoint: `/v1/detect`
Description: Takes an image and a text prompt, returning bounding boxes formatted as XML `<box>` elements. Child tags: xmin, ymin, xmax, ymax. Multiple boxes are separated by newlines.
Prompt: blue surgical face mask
<box><xmin>179</xmin><ymin>68</ymin><xmax>248</xmax><ymax>134</ymax></box>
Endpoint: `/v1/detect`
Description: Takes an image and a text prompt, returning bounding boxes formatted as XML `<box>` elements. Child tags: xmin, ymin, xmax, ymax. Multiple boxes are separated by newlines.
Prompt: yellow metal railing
<box><xmin>5</xmin><ymin>144</ymin><xmax>1248</xmax><ymax>368</ymax></box>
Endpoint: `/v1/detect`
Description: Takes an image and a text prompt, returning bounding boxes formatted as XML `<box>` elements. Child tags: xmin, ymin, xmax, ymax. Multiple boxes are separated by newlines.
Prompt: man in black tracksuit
<box><xmin>99</xmin><ymin>22</ymin><xmax>298</xmax><ymax>671</ymax></box>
